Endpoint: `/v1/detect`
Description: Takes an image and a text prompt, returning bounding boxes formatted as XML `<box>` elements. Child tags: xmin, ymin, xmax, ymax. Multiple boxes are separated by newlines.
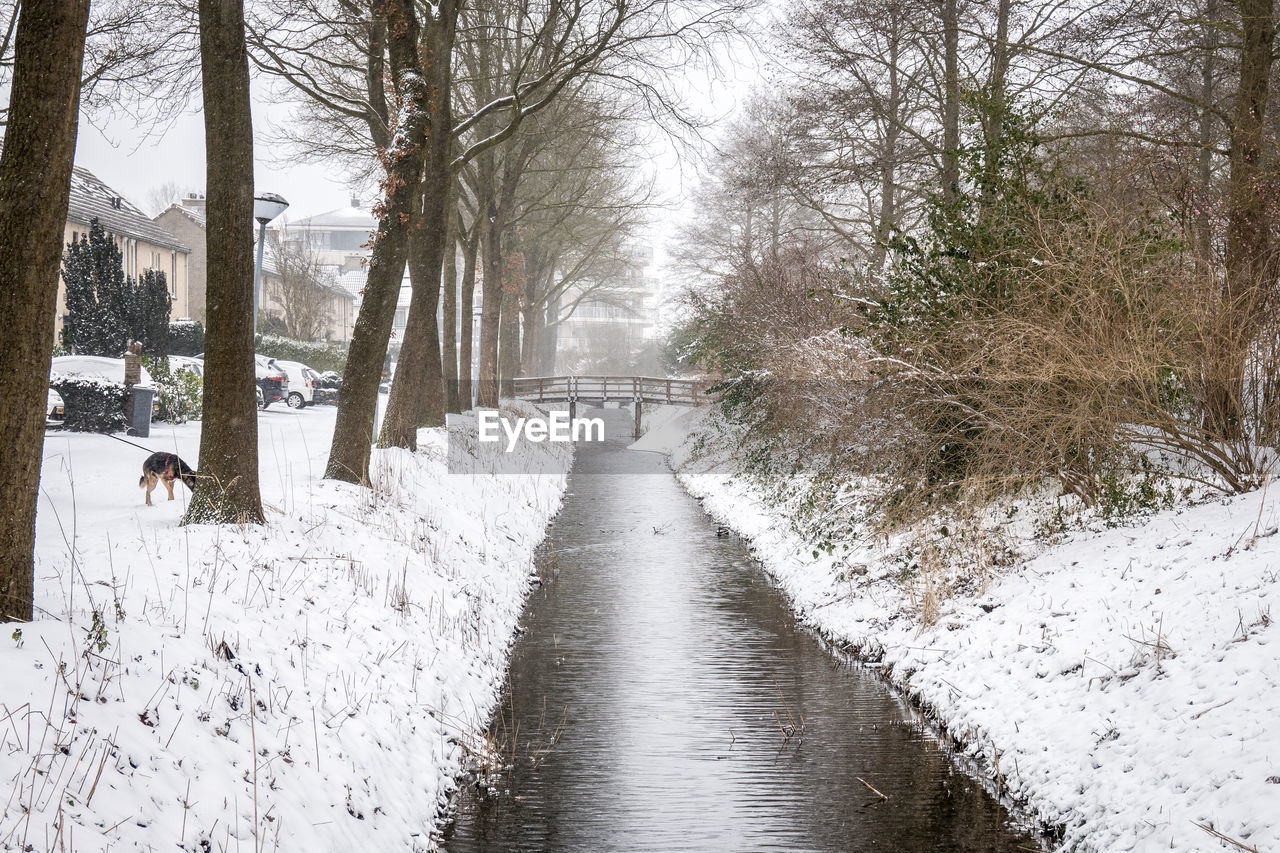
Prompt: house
<box><xmin>153</xmin><ymin>195</ymin><xmax>209</xmax><ymax>322</ymax></box>
<box><xmin>289</xmin><ymin>199</ymin><xmax>411</xmax><ymax>340</ymax></box>
<box><xmin>60</xmin><ymin>167</ymin><xmax>191</xmax><ymax>330</ymax></box>
<box><xmin>287</xmin><ymin>199</ymin><xmax>376</xmax><ymax>265</ymax></box>
<box><xmin>156</xmin><ymin>195</ymin><xmax>356</xmax><ymax>342</ymax></box>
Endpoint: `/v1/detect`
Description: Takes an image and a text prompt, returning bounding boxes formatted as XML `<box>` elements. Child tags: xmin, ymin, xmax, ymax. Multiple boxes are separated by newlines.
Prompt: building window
<box><xmin>329</xmin><ymin>231</ymin><xmax>365</xmax><ymax>251</ymax></box>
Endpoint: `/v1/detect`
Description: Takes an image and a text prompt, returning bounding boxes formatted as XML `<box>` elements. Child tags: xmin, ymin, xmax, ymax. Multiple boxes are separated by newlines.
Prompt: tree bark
<box><xmin>0</xmin><ymin>0</ymin><xmax>90</xmax><ymax>622</ymax></box>
<box><xmin>1196</xmin><ymin>0</ymin><xmax>1219</xmax><ymax>269</ymax></box>
<box><xmin>324</xmin><ymin>0</ymin><xmax>432</xmax><ymax>482</ymax></box>
<box><xmin>1207</xmin><ymin>0</ymin><xmax>1275</xmax><ymax>437</ymax></box>
<box><xmin>981</xmin><ymin>0</ymin><xmax>1011</xmax><ymax>205</ymax></box>
<box><xmin>476</xmin><ymin>195</ymin><xmax>504</xmax><ymax>408</ymax></box>
<box><xmin>499</xmin><ymin>255</ymin><xmax>522</xmax><ymax>396</ymax></box>
<box><xmin>379</xmin><ymin>2</ymin><xmax>459</xmax><ymax>450</ymax></box>
<box><xmin>442</xmin><ymin>187</ymin><xmax>460</xmax><ymax>413</ymax></box>
<box><xmin>184</xmin><ymin>0</ymin><xmax>265</xmax><ymax>525</ymax></box>
<box><xmin>458</xmin><ymin>227</ymin><xmax>478</xmax><ymax>409</ymax></box>
<box><xmin>941</xmin><ymin>0</ymin><xmax>960</xmax><ymax>201</ymax></box>
<box><xmin>520</xmin><ymin>277</ymin><xmax>544</xmax><ymax>375</ymax></box>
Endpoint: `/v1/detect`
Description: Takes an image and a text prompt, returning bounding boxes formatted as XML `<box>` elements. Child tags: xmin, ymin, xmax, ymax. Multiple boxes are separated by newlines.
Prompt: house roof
<box><xmin>158</xmin><ymin>202</ymin><xmax>208</xmax><ymax>228</ymax></box>
<box><xmin>291</xmin><ymin>204</ymin><xmax>377</xmax><ymax>231</ymax></box>
<box><xmin>67</xmin><ymin>167</ymin><xmax>189</xmax><ymax>253</ymax></box>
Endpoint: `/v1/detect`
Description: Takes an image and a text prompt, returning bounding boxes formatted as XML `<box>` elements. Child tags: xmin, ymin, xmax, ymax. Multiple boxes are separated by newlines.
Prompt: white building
<box><xmin>554</xmin><ymin>244</ymin><xmax>659</xmax><ymax>374</ymax></box>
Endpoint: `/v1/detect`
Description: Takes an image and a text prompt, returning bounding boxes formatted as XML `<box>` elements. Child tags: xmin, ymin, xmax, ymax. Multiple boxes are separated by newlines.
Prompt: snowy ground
<box><xmin>639</xmin><ymin>405</ymin><xmax>1280</xmax><ymax>853</ymax></box>
<box><xmin>2</xmin><ymin>403</ymin><xmax>570</xmax><ymax>851</ymax></box>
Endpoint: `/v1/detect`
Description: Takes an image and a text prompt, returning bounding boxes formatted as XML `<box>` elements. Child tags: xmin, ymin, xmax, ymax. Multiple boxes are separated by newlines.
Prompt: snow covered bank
<box><xmin>653</xmin><ymin>406</ymin><xmax>1279</xmax><ymax>853</ymax></box>
<box><xmin>2</xmin><ymin>404</ymin><xmax>570</xmax><ymax>851</ymax></box>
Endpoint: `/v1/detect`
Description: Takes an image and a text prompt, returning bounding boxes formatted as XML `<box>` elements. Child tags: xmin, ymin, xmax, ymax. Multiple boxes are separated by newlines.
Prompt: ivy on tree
<box><xmin>61</xmin><ymin>217</ymin><xmax>171</xmax><ymax>357</ymax></box>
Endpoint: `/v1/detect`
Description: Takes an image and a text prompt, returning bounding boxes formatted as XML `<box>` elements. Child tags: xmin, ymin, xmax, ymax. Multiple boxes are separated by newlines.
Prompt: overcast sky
<box><xmin>75</xmin><ymin>81</ymin><xmax>362</xmax><ymax>224</ymax></box>
<box><xmin>72</xmin><ymin>24</ymin><xmax>766</xmax><ymax>305</ymax></box>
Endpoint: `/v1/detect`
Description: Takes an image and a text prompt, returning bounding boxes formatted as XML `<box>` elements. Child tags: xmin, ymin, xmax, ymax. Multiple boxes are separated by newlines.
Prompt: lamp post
<box><xmin>252</xmin><ymin>193</ymin><xmax>289</xmax><ymax>335</ymax></box>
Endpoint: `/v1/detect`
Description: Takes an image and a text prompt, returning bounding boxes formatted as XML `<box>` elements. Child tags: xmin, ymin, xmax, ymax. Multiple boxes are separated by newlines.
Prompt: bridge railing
<box><xmin>512</xmin><ymin>375</ymin><xmax>706</xmax><ymax>406</ymax></box>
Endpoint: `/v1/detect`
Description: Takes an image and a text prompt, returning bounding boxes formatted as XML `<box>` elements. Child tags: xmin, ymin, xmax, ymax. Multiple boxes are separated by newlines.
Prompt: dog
<box><xmin>139</xmin><ymin>452</ymin><xmax>197</xmax><ymax>506</ymax></box>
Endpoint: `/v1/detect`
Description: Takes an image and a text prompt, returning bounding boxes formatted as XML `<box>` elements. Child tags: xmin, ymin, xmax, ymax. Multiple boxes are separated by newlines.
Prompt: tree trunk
<box><xmin>873</xmin><ymin>25</ymin><xmax>901</xmax><ymax>268</ymax></box>
<box><xmin>521</xmin><ymin>297</ymin><xmax>543</xmax><ymax>375</ymax></box>
<box><xmin>477</xmin><ymin>199</ymin><xmax>503</xmax><ymax>408</ymax></box>
<box><xmin>379</xmin><ymin>3</ymin><xmax>458</xmax><ymax>450</ymax></box>
<box><xmin>442</xmin><ymin>191</ymin><xmax>460</xmax><ymax>413</ymax></box>
<box><xmin>1197</xmin><ymin>0</ymin><xmax>1219</xmax><ymax>269</ymax></box>
<box><xmin>941</xmin><ymin>0</ymin><xmax>960</xmax><ymax>201</ymax></box>
<box><xmin>0</xmin><ymin>0</ymin><xmax>90</xmax><ymax>622</ymax></box>
<box><xmin>980</xmin><ymin>0</ymin><xmax>1011</xmax><ymax>207</ymax></box>
<box><xmin>540</xmin><ymin>296</ymin><xmax>560</xmax><ymax>374</ymax></box>
<box><xmin>324</xmin><ymin>0</ymin><xmax>432</xmax><ymax>482</ymax></box>
<box><xmin>1207</xmin><ymin>0</ymin><xmax>1275</xmax><ymax>437</ymax></box>
<box><xmin>458</xmin><ymin>230</ymin><xmax>478</xmax><ymax>409</ymax></box>
<box><xmin>185</xmin><ymin>0</ymin><xmax>264</xmax><ymax>525</ymax></box>
<box><xmin>499</xmin><ymin>266</ymin><xmax>522</xmax><ymax>396</ymax></box>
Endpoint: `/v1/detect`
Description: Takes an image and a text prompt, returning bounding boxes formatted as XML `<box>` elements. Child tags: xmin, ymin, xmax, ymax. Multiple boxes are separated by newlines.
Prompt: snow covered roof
<box><xmin>67</xmin><ymin>167</ymin><xmax>189</xmax><ymax>253</ymax></box>
<box><xmin>159</xmin><ymin>202</ymin><xmax>207</xmax><ymax>227</ymax></box>
<box><xmin>335</xmin><ymin>269</ymin><xmax>366</xmax><ymax>300</ymax></box>
<box><xmin>290</xmin><ymin>204</ymin><xmax>376</xmax><ymax>231</ymax></box>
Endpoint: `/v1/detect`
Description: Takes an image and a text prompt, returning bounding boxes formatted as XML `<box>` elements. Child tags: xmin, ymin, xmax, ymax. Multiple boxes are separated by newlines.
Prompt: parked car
<box><xmin>254</xmin><ymin>355</ymin><xmax>289</xmax><ymax>408</ymax></box>
<box><xmin>256</xmin><ymin>385</ymin><xmax>265</xmax><ymax>411</ymax></box>
<box><xmin>274</xmin><ymin>360</ymin><xmax>322</xmax><ymax>409</ymax></box>
<box><xmin>313</xmin><ymin>370</ymin><xmax>341</xmax><ymax>405</ymax></box>
<box><xmin>51</xmin><ymin>355</ymin><xmax>153</xmax><ymax>387</ymax></box>
<box><xmin>168</xmin><ymin>355</ymin><xmax>204</xmax><ymax>377</ymax></box>
<box><xmin>46</xmin><ymin>388</ymin><xmax>65</xmax><ymax>426</ymax></box>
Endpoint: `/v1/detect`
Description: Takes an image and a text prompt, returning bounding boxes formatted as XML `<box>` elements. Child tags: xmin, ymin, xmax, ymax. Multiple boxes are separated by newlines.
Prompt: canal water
<box><xmin>442</xmin><ymin>408</ymin><xmax>1042</xmax><ymax>852</ymax></box>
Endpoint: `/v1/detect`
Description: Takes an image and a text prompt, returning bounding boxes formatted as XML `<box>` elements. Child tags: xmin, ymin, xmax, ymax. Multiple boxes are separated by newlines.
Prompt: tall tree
<box><xmin>1209</xmin><ymin>0</ymin><xmax>1275</xmax><ymax>435</ymax></box>
<box><xmin>377</xmin><ymin>0</ymin><xmax>462</xmax><ymax>450</ymax></box>
<box><xmin>268</xmin><ymin>234</ymin><xmax>337</xmax><ymax>340</ymax></box>
<box><xmin>323</xmin><ymin>0</ymin><xmax>434</xmax><ymax>481</ymax></box>
<box><xmin>184</xmin><ymin>0</ymin><xmax>264</xmax><ymax>524</ymax></box>
<box><xmin>131</xmin><ymin>269</ymin><xmax>172</xmax><ymax>357</ymax></box>
<box><xmin>0</xmin><ymin>0</ymin><xmax>91</xmax><ymax>623</ymax></box>
<box><xmin>61</xmin><ymin>219</ymin><xmax>129</xmax><ymax>356</ymax></box>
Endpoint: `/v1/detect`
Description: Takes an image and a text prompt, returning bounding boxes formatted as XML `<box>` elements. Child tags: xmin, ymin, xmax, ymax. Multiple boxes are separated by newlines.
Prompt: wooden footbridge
<box><xmin>512</xmin><ymin>376</ymin><xmax>708</xmax><ymax>437</ymax></box>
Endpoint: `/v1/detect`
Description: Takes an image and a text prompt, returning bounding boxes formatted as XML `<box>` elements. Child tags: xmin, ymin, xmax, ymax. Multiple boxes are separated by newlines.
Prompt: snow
<box><xmin>648</xmin><ymin>405</ymin><xmax>1280</xmax><ymax>853</ymax></box>
<box><xmin>51</xmin><ymin>355</ymin><xmax>154</xmax><ymax>388</ymax></box>
<box><xmin>2</xmin><ymin>404</ymin><xmax>570</xmax><ymax>851</ymax></box>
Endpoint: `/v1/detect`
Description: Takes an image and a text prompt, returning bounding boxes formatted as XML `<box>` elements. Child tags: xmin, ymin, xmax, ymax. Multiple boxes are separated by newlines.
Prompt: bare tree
<box><xmin>268</xmin><ymin>232</ymin><xmax>338</xmax><ymax>340</ymax></box>
<box><xmin>0</xmin><ymin>0</ymin><xmax>90</xmax><ymax>623</ymax></box>
<box><xmin>183</xmin><ymin>0</ymin><xmax>264</xmax><ymax>524</ymax></box>
<box><xmin>323</xmin><ymin>0</ymin><xmax>435</xmax><ymax>482</ymax></box>
<box><xmin>145</xmin><ymin>180</ymin><xmax>186</xmax><ymax>216</ymax></box>
<box><xmin>255</xmin><ymin>0</ymin><xmax>758</xmax><ymax>452</ymax></box>
<box><xmin>1</xmin><ymin>0</ymin><xmax>199</xmax><ymax>134</ymax></box>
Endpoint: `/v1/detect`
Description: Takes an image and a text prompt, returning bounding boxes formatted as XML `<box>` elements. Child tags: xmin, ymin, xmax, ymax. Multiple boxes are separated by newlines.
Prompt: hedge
<box><xmin>169</xmin><ymin>320</ymin><xmax>205</xmax><ymax>356</ymax></box>
<box><xmin>254</xmin><ymin>334</ymin><xmax>348</xmax><ymax>373</ymax></box>
<box><xmin>50</xmin><ymin>376</ymin><xmax>128</xmax><ymax>433</ymax></box>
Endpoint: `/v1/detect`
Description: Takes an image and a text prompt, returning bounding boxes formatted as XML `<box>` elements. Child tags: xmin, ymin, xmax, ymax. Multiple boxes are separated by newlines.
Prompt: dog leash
<box><xmin>104</xmin><ymin>433</ymin><xmax>162</xmax><ymax>455</ymax></box>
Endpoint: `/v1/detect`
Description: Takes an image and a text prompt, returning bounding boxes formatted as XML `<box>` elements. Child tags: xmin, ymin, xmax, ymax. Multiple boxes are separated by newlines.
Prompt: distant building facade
<box><xmin>156</xmin><ymin>194</ymin><xmax>356</xmax><ymax>342</ymax></box>
<box><xmin>290</xmin><ymin>199</ymin><xmax>411</xmax><ymax>341</ymax></box>
<box><xmin>554</xmin><ymin>244</ymin><xmax>659</xmax><ymax>374</ymax></box>
<box><xmin>59</xmin><ymin>167</ymin><xmax>191</xmax><ymax>333</ymax></box>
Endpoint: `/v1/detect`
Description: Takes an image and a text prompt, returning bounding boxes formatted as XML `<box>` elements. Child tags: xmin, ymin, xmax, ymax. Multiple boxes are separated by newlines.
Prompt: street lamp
<box><xmin>252</xmin><ymin>193</ymin><xmax>289</xmax><ymax>335</ymax></box>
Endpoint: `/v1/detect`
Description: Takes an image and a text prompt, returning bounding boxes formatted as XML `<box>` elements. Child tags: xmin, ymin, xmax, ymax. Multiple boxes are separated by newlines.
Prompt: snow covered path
<box><xmin>641</xmin><ymin>406</ymin><xmax>1280</xmax><ymax>853</ymax></box>
<box><xmin>2</xmin><ymin>405</ymin><xmax>570</xmax><ymax>851</ymax></box>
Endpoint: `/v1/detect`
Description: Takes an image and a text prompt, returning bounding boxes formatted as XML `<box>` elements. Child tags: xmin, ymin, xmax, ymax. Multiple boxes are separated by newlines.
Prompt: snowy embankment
<box><xmin>2</xmin><ymin>404</ymin><xmax>570</xmax><ymax>851</ymax></box>
<box><xmin>638</xmin><ymin>405</ymin><xmax>1279</xmax><ymax>853</ymax></box>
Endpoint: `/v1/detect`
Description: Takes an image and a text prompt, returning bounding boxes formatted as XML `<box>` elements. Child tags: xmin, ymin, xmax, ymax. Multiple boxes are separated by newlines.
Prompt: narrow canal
<box><xmin>442</xmin><ymin>408</ymin><xmax>1042</xmax><ymax>852</ymax></box>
